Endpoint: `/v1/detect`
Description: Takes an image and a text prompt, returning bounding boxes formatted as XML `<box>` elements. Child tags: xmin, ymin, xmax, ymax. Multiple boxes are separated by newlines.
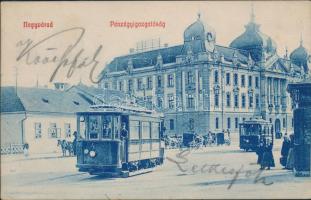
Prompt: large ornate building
<box><xmin>99</xmin><ymin>12</ymin><xmax>310</xmax><ymax>136</ymax></box>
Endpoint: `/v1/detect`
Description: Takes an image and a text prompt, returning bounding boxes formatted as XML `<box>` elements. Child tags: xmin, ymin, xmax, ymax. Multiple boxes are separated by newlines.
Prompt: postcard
<box><xmin>1</xmin><ymin>1</ymin><xmax>311</xmax><ymax>199</ymax></box>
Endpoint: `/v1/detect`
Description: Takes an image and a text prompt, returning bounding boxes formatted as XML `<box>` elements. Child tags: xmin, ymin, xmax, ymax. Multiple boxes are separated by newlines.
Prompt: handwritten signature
<box><xmin>166</xmin><ymin>149</ymin><xmax>273</xmax><ymax>190</ymax></box>
<box><xmin>16</xmin><ymin>27</ymin><xmax>104</xmax><ymax>84</ymax></box>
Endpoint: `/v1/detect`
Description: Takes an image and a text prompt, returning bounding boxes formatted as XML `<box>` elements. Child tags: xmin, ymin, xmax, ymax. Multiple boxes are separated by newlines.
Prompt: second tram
<box><xmin>239</xmin><ymin>118</ymin><xmax>273</xmax><ymax>151</ymax></box>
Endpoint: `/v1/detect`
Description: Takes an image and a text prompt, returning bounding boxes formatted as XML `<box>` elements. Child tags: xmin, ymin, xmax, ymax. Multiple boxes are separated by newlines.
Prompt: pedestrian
<box><xmin>23</xmin><ymin>143</ymin><xmax>29</xmax><ymax>157</ymax></box>
<box><xmin>72</xmin><ymin>131</ymin><xmax>78</xmax><ymax>156</ymax></box>
<box><xmin>120</xmin><ymin>122</ymin><xmax>129</xmax><ymax>162</ymax></box>
<box><xmin>280</xmin><ymin>133</ymin><xmax>290</xmax><ymax>168</ymax></box>
<box><xmin>261</xmin><ymin>139</ymin><xmax>275</xmax><ymax>170</ymax></box>
<box><xmin>256</xmin><ymin>139</ymin><xmax>264</xmax><ymax>168</ymax></box>
<box><xmin>226</xmin><ymin>129</ymin><xmax>231</xmax><ymax>139</ymax></box>
<box><xmin>286</xmin><ymin>134</ymin><xmax>295</xmax><ymax>170</ymax></box>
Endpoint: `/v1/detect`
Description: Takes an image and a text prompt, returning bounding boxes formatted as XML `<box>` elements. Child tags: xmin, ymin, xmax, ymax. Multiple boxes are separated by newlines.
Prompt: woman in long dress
<box><xmin>280</xmin><ymin>134</ymin><xmax>290</xmax><ymax>167</ymax></box>
<box><xmin>286</xmin><ymin>134</ymin><xmax>295</xmax><ymax>170</ymax></box>
<box><xmin>261</xmin><ymin>139</ymin><xmax>275</xmax><ymax>170</ymax></box>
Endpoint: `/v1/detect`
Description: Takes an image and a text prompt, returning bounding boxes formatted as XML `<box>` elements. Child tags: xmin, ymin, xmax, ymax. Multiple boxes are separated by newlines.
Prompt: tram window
<box><xmin>79</xmin><ymin>116</ymin><xmax>86</xmax><ymax>139</ymax></box>
<box><xmin>89</xmin><ymin>115</ymin><xmax>100</xmax><ymax>139</ymax></box>
<box><xmin>130</xmin><ymin>120</ymin><xmax>140</xmax><ymax>139</ymax></box>
<box><xmin>113</xmin><ymin>116</ymin><xmax>120</xmax><ymax>139</ymax></box>
<box><xmin>152</xmin><ymin>122</ymin><xmax>160</xmax><ymax>139</ymax></box>
<box><xmin>142</xmin><ymin>122</ymin><xmax>151</xmax><ymax>139</ymax></box>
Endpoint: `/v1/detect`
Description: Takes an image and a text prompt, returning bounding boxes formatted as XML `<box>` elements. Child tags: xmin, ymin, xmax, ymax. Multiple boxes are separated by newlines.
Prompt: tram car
<box><xmin>239</xmin><ymin>118</ymin><xmax>273</xmax><ymax>151</ymax></box>
<box><xmin>76</xmin><ymin>104</ymin><xmax>164</xmax><ymax>177</ymax></box>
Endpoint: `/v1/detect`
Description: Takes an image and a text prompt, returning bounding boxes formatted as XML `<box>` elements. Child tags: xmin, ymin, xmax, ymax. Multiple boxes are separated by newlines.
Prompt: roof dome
<box><xmin>183</xmin><ymin>13</ymin><xmax>216</xmax><ymax>53</ymax></box>
<box><xmin>290</xmin><ymin>40</ymin><xmax>310</xmax><ymax>73</ymax></box>
<box><xmin>229</xmin><ymin>11</ymin><xmax>277</xmax><ymax>62</ymax></box>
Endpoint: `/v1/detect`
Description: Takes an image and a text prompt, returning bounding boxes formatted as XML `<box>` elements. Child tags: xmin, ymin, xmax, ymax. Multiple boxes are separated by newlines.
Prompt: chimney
<box><xmin>129</xmin><ymin>48</ymin><xmax>135</xmax><ymax>54</ymax></box>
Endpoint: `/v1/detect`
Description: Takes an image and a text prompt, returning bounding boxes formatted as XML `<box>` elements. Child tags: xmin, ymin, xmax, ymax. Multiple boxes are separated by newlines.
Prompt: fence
<box><xmin>1</xmin><ymin>144</ymin><xmax>24</xmax><ymax>155</ymax></box>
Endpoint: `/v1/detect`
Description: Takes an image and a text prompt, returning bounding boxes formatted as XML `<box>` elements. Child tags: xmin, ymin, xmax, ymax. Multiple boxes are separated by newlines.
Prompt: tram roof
<box><xmin>76</xmin><ymin>104</ymin><xmax>163</xmax><ymax>117</ymax></box>
<box><xmin>240</xmin><ymin>118</ymin><xmax>272</xmax><ymax>125</ymax></box>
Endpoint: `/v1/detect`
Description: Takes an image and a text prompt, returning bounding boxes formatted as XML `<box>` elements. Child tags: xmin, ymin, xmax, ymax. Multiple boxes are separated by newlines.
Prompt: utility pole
<box><xmin>15</xmin><ymin>66</ymin><xmax>18</xmax><ymax>95</ymax></box>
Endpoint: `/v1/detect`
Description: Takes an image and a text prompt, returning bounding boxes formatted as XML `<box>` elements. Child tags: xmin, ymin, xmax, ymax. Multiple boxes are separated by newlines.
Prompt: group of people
<box><xmin>256</xmin><ymin>133</ymin><xmax>295</xmax><ymax>170</ymax></box>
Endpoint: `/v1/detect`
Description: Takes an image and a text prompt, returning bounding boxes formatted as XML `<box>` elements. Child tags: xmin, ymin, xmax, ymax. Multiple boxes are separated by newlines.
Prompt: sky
<box><xmin>1</xmin><ymin>1</ymin><xmax>310</xmax><ymax>88</ymax></box>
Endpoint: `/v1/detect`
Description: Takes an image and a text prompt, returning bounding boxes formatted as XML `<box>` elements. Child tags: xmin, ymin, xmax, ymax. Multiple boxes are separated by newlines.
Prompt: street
<box><xmin>1</xmin><ymin>139</ymin><xmax>311</xmax><ymax>199</ymax></box>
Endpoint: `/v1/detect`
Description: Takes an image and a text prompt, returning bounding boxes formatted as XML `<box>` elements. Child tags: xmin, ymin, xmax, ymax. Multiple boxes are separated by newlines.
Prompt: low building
<box><xmin>1</xmin><ymin>86</ymin><xmax>95</xmax><ymax>154</ymax></box>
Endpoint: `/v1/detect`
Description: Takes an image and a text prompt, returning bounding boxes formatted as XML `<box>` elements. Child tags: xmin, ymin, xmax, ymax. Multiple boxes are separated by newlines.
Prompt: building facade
<box><xmin>99</xmin><ymin>13</ymin><xmax>310</xmax><ymax>136</ymax></box>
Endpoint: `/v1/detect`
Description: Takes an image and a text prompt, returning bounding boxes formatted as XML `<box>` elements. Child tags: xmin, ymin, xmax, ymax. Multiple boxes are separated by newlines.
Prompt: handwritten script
<box><xmin>166</xmin><ymin>149</ymin><xmax>273</xmax><ymax>190</ymax></box>
<box><xmin>16</xmin><ymin>27</ymin><xmax>104</xmax><ymax>84</ymax></box>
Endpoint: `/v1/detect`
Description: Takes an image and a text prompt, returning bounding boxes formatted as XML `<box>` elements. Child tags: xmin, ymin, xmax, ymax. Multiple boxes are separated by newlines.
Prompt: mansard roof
<box><xmin>103</xmin><ymin>44</ymin><xmax>249</xmax><ymax>75</ymax></box>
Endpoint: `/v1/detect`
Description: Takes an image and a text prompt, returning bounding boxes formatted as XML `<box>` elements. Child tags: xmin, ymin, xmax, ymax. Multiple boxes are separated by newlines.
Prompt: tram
<box><xmin>239</xmin><ymin>118</ymin><xmax>273</xmax><ymax>151</ymax></box>
<box><xmin>76</xmin><ymin>104</ymin><xmax>164</xmax><ymax>177</ymax></box>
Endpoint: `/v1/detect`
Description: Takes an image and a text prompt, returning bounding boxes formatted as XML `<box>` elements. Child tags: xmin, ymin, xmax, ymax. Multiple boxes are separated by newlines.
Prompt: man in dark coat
<box><xmin>256</xmin><ymin>140</ymin><xmax>264</xmax><ymax>168</ymax></box>
<box><xmin>120</xmin><ymin>123</ymin><xmax>128</xmax><ymax>162</ymax></box>
<box><xmin>280</xmin><ymin>134</ymin><xmax>290</xmax><ymax>167</ymax></box>
<box><xmin>72</xmin><ymin>131</ymin><xmax>78</xmax><ymax>156</ymax></box>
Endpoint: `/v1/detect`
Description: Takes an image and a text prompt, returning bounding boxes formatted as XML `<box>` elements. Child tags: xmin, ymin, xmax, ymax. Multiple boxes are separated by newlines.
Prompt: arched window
<box><xmin>189</xmin><ymin>118</ymin><xmax>194</xmax><ymax>131</ymax></box>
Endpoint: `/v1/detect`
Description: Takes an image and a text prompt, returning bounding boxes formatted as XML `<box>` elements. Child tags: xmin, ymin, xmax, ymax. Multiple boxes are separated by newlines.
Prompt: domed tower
<box><xmin>183</xmin><ymin>13</ymin><xmax>216</xmax><ymax>54</ymax></box>
<box><xmin>229</xmin><ymin>6</ymin><xmax>277</xmax><ymax>62</ymax></box>
<box><xmin>290</xmin><ymin>37</ymin><xmax>310</xmax><ymax>74</ymax></box>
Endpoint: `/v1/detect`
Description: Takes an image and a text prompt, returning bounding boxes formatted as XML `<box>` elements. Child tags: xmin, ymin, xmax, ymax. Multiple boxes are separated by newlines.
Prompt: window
<box><xmin>168</xmin><ymin>74</ymin><xmax>174</xmax><ymax>87</ymax></box>
<box><xmin>119</xmin><ymin>81</ymin><xmax>124</xmax><ymax>91</ymax></box>
<box><xmin>34</xmin><ymin>123</ymin><xmax>42</xmax><ymax>139</ymax></box>
<box><xmin>249</xmin><ymin>95</ymin><xmax>253</xmax><ymax>108</ymax></box>
<box><xmin>226</xmin><ymin>93</ymin><xmax>231</xmax><ymax>107</ymax></box>
<box><xmin>255</xmin><ymin>77</ymin><xmax>259</xmax><ymax>88</ymax></box>
<box><xmin>89</xmin><ymin>116</ymin><xmax>100</xmax><ymax>139</ymax></box>
<box><xmin>269</xmin><ymin>118</ymin><xmax>272</xmax><ymax>123</ymax></box>
<box><xmin>79</xmin><ymin>116</ymin><xmax>86</xmax><ymax>139</ymax></box>
<box><xmin>241</xmin><ymin>93</ymin><xmax>246</xmax><ymax>108</ymax></box>
<box><xmin>241</xmin><ymin>75</ymin><xmax>245</xmax><ymax>87</ymax></box>
<box><xmin>157</xmin><ymin>76</ymin><xmax>162</xmax><ymax>88</ymax></box>
<box><xmin>234</xmin><ymin>73</ymin><xmax>238</xmax><ymax>86</ymax></box>
<box><xmin>157</xmin><ymin>97</ymin><xmax>163</xmax><ymax>108</ymax></box>
<box><xmin>214</xmin><ymin>71</ymin><xmax>219</xmax><ymax>84</ymax></box>
<box><xmin>187</xmin><ymin>71</ymin><xmax>194</xmax><ymax>84</ymax></box>
<box><xmin>215</xmin><ymin>94</ymin><xmax>219</xmax><ymax>107</ymax></box>
<box><xmin>142</xmin><ymin>122</ymin><xmax>151</xmax><ymax>139</ymax></box>
<box><xmin>227</xmin><ymin>117</ymin><xmax>231</xmax><ymax>129</ymax></box>
<box><xmin>168</xmin><ymin>95</ymin><xmax>174</xmax><ymax>109</ymax></box>
<box><xmin>255</xmin><ymin>94</ymin><xmax>260</xmax><ymax>108</ymax></box>
<box><xmin>130</xmin><ymin>120</ymin><xmax>140</xmax><ymax>139</ymax></box>
<box><xmin>187</xmin><ymin>94</ymin><xmax>194</xmax><ymax>108</ymax></box>
<box><xmin>243</xmin><ymin>118</ymin><xmax>246</xmax><ymax>122</ymax></box>
<box><xmin>147</xmin><ymin>76</ymin><xmax>153</xmax><ymax>89</ymax></box>
<box><xmin>235</xmin><ymin>117</ymin><xmax>239</xmax><ymax>129</ymax></box>
<box><xmin>283</xmin><ymin>118</ymin><xmax>286</xmax><ymax>128</ymax></box>
<box><xmin>234</xmin><ymin>94</ymin><xmax>239</xmax><ymax>108</ymax></box>
<box><xmin>151</xmin><ymin>122</ymin><xmax>160</xmax><ymax>139</ymax></box>
<box><xmin>104</xmin><ymin>82</ymin><xmax>109</xmax><ymax>89</ymax></box>
<box><xmin>169</xmin><ymin>119</ymin><xmax>174</xmax><ymax>130</ymax></box>
<box><xmin>226</xmin><ymin>73</ymin><xmax>230</xmax><ymax>85</ymax></box>
<box><xmin>248</xmin><ymin>76</ymin><xmax>252</xmax><ymax>87</ymax></box>
<box><xmin>189</xmin><ymin>119</ymin><xmax>194</xmax><ymax>130</ymax></box>
<box><xmin>128</xmin><ymin>79</ymin><xmax>133</xmax><ymax>91</ymax></box>
<box><xmin>64</xmin><ymin>123</ymin><xmax>71</xmax><ymax>138</ymax></box>
<box><xmin>48</xmin><ymin>123</ymin><xmax>59</xmax><ymax>138</ymax></box>
<box><xmin>215</xmin><ymin>117</ymin><xmax>219</xmax><ymax>129</ymax></box>
<box><xmin>137</xmin><ymin>78</ymin><xmax>143</xmax><ymax>90</ymax></box>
